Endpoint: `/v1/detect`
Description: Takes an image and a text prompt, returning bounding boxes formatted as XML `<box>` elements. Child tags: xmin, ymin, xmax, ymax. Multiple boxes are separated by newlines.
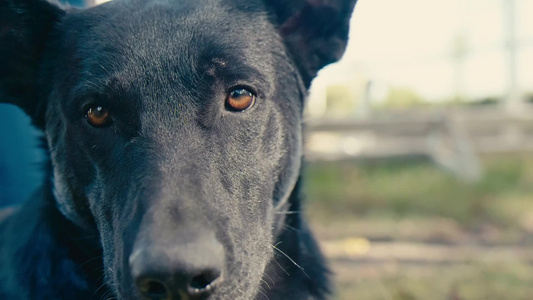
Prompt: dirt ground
<box><xmin>310</xmin><ymin>217</ymin><xmax>533</xmax><ymax>300</ymax></box>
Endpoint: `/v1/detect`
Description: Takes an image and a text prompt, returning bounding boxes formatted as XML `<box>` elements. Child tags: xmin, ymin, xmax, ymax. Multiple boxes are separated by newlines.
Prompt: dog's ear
<box><xmin>267</xmin><ymin>0</ymin><xmax>357</xmax><ymax>87</ymax></box>
<box><xmin>0</xmin><ymin>0</ymin><xmax>65</xmax><ymax>118</ymax></box>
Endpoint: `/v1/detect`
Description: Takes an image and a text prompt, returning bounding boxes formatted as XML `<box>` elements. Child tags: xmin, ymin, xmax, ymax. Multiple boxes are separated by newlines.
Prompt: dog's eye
<box><xmin>225</xmin><ymin>88</ymin><xmax>255</xmax><ymax>111</ymax></box>
<box><xmin>86</xmin><ymin>106</ymin><xmax>112</xmax><ymax>127</ymax></box>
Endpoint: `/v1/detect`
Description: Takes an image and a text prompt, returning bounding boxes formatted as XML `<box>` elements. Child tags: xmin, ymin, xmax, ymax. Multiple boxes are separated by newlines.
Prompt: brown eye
<box><xmin>86</xmin><ymin>106</ymin><xmax>112</xmax><ymax>127</ymax></box>
<box><xmin>225</xmin><ymin>88</ymin><xmax>255</xmax><ymax>111</ymax></box>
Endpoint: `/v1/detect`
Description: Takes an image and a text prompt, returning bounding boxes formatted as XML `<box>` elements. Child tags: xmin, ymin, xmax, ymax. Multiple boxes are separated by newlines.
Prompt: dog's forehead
<box><xmin>57</xmin><ymin>0</ymin><xmax>281</xmax><ymax>96</ymax></box>
<box><xmin>64</xmin><ymin>0</ymin><xmax>276</xmax><ymax>65</ymax></box>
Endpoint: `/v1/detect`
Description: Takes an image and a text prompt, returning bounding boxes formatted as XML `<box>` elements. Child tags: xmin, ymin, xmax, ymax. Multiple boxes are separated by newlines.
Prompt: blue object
<box><xmin>0</xmin><ymin>104</ymin><xmax>46</xmax><ymax>206</ymax></box>
<box><xmin>0</xmin><ymin>1</ymin><xmax>89</xmax><ymax>208</ymax></box>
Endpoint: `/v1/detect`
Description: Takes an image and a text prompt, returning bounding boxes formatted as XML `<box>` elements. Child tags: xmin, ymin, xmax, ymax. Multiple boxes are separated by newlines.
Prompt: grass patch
<box><xmin>304</xmin><ymin>155</ymin><xmax>533</xmax><ymax>229</ymax></box>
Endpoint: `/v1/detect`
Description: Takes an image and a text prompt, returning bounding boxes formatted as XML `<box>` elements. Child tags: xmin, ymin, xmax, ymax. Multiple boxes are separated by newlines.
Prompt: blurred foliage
<box><xmin>325</xmin><ymin>84</ymin><xmax>357</xmax><ymax>117</ymax></box>
<box><xmin>323</xmin><ymin>83</ymin><xmax>533</xmax><ymax>112</ymax></box>
<box><xmin>468</xmin><ymin>96</ymin><xmax>500</xmax><ymax>106</ymax></box>
<box><xmin>376</xmin><ymin>86</ymin><xmax>427</xmax><ymax>109</ymax></box>
<box><xmin>526</xmin><ymin>92</ymin><xmax>533</xmax><ymax>104</ymax></box>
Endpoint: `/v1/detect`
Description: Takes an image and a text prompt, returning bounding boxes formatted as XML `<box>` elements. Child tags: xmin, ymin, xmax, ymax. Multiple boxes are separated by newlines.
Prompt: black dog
<box><xmin>0</xmin><ymin>0</ymin><xmax>356</xmax><ymax>299</ymax></box>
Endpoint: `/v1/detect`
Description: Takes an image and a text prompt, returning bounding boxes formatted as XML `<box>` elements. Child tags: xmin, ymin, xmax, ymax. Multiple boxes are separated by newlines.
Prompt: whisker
<box><xmin>260</xmin><ymin>278</ymin><xmax>271</xmax><ymax>290</ymax></box>
<box><xmin>257</xmin><ymin>287</ymin><xmax>270</xmax><ymax>300</ymax></box>
<box><xmin>262</xmin><ymin>272</ymin><xmax>275</xmax><ymax>287</ymax></box>
<box><xmin>94</xmin><ymin>281</ymin><xmax>109</xmax><ymax>296</ymax></box>
<box><xmin>271</xmin><ymin>257</ymin><xmax>289</xmax><ymax>276</ymax></box>
<box><xmin>274</xmin><ymin>210</ymin><xmax>301</xmax><ymax>215</ymax></box>
<box><xmin>76</xmin><ymin>255</ymin><xmax>102</xmax><ymax>271</ymax></box>
<box><xmin>271</xmin><ymin>243</ymin><xmax>310</xmax><ymax>279</ymax></box>
<box><xmin>282</xmin><ymin>224</ymin><xmax>299</xmax><ymax>233</ymax></box>
<box><xmin>99</xmin><ymin>289</ymin><xmax>115</xmax><ymax>300</ymax></box>
<box><xmin>95</xmin><ymin>267</ymin><xmax>116</xmax><ymax>298</ymax></box>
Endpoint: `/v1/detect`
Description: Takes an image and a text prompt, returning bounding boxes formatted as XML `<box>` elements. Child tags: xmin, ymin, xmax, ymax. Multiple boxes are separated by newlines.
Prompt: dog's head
<box><xmin>0</xmin><ymin>0</ymin><xmax>355</xmax><ymax>298</ymax></box>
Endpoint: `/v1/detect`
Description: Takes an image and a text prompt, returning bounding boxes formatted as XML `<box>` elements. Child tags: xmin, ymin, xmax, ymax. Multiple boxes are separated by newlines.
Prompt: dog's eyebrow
<box><xmin>71</xmin><ymin>78</ymin><xmax>107</xmax><ymax>97</ymax></box>
<box><xmin>204</xmin><ymin>56</ymin><xmax>267</xmax><ymax>83</ymax></box>
<box><xmin>69</xmin><ymin>73</ymin><xmax>133</xmax><ymax>107</ymax></box>
<box><xmin>212</xmin><ymin>58</ymin><xmax>227</xmax><ymax>68</ymax></box>
<box><xmin>206</xmin><ymin>58</ymin><xmax>228</xmax><ymax>76</ymax></box>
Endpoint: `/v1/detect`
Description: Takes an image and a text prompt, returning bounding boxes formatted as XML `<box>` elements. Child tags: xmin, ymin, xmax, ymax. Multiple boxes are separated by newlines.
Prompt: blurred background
<box><xmin>305</xmin><ymin>0</ymin><xmax>533</xmax><ymax>299</ymax></box>
<box><xmin>1</xmin><ymin>0</ymin><xmax>533</xmax><ymax>299</ymax></box>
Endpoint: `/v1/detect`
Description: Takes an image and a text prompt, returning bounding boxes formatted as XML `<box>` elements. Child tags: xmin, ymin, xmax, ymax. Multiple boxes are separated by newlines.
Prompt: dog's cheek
<box><xmin>265</xmin><ymin>111</ymin><xmax>302</xmax><ymax>201</ymax></box>
<box><xmin>216</xmin><ymin>101</ymin><xmax>301</xmax><ymax>297</ymax></box>
<box><xmin>259</xmin><ymin>92</ymin><xmax>303</xmax><ymax>229</ymax></box>
<box><xmin>45</xmin><ymin>97</ymin><xmax>123</xmax><ymax>293</ymax></box>
<box><xmin>45</xmin><ymin>102</ymin><xmax>99</xmax><ymax>230</ymax></box>
<box><xmin>82</xmin><ymin>183</ymin><xmax>130</xmax><ymax>297</ymax></box>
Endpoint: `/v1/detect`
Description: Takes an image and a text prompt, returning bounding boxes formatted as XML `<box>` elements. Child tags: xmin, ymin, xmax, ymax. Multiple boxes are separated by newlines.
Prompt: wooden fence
<box><xmin>304</xmin><ymin>104</ymin><xmax>533</xmax><ymax>180</ymax></box>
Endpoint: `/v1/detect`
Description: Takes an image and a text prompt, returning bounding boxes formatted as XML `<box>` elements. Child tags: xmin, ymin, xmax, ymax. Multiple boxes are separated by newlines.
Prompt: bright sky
<box><xmin>315</xmin><ymin>0</ymin><xmax>533</xmax><ymax>101</ymax></box>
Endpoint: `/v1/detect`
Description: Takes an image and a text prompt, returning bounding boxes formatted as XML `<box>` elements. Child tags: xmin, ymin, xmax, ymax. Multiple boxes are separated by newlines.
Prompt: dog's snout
<box><xmin>130</xmin><ymin>235</ymin><xmax>224</xmax><ymax>300</ymax></box>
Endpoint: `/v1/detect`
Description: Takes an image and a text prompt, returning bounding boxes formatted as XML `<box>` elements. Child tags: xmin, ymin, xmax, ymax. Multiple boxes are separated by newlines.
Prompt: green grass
<box><xmin>304</xmin><ymin>155</ymin><xmax>533</xmax><ymax>230</ymax></box>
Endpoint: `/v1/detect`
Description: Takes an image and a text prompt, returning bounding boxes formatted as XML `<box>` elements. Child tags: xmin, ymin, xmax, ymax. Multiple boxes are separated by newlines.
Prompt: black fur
<box><xmin>0</xmin><ymin>0</ymin><xmax>356</xmax><ymax>299</ymax></box>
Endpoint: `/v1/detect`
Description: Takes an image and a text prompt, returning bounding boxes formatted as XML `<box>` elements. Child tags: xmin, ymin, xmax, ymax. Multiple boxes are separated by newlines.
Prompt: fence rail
<box><xmin>304</xmin><ymin>104</ymin><xmax>533</xmax><ymax>180</ymax></box>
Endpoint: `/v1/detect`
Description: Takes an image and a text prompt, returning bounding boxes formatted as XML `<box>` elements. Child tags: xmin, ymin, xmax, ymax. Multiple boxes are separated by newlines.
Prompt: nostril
<box><xmin>188</xmin><ymin>269</ymin><xmax>222</xmax><ymax>296</ymax></box>
<box><xmin>190</xmin><ymin>275</ymin><xmax>210</xmax><ymax>290</ymax></box>
<box><xmin>137</xmin><ymin>278</ymin><xmax>170</xmax><ymax>299</ymax></box>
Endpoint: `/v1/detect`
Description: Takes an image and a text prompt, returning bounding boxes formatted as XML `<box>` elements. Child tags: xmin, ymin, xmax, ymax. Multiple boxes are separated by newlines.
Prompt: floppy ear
<box><xmin>268</xmin><ymin>0</ymin><xmax>357</xmax><ymax>87</ymax></box>
<box><xmin>0</xmin><ymin>0</ymin><xmax>64</xmax><ymax>119</ymax></box>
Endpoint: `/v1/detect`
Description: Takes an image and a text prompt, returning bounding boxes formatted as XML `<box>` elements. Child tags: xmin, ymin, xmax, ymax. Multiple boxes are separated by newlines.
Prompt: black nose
<box><xmin>130</xmin><ymin>235</ymin><xmax>224</xmax><ymax>300</ymax></box>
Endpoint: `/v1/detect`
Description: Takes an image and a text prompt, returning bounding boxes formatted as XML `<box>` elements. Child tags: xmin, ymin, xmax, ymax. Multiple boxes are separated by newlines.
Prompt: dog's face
<box><xmin>0</xmin><ymin>0</ymin><xmax>355</xmax><ymax>299</ymax></box>
<box><xmin>48</xmin><ymin>1</ymin><xmax>303</xmax><ymax>298</ymax></box>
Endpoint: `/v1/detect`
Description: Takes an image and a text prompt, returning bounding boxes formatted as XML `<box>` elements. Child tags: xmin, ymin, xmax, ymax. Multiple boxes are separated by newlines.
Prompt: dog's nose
<box><xmin>130</xmin><ymin>235</ymin><xmax>224</xmax><ymax>300</ymax></box>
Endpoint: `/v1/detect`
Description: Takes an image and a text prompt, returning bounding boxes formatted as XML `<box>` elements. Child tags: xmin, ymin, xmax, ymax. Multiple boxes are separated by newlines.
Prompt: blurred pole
<box><xmin>452</xmin><ymin>34</ymin><xmax>467</xmax><ymax>103</ymax></box>
<box><xmin>358</xmin><ymin>81</ymin><xmax>372</xmax><ymax>120</ymax></box>
<box><xmin>502</xmin><ymin>0</ymin><xmax>524</xmax><ymax>147</ymax></box>
<box><xmin>452</xmin><ymin>0</ymin><xmax>468</xmax><ymax>103</ymax></box>
<box><xmin>503</xmin><ymin>0</ymin><xmax>522</xmax><ymax>112</ymax></box>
